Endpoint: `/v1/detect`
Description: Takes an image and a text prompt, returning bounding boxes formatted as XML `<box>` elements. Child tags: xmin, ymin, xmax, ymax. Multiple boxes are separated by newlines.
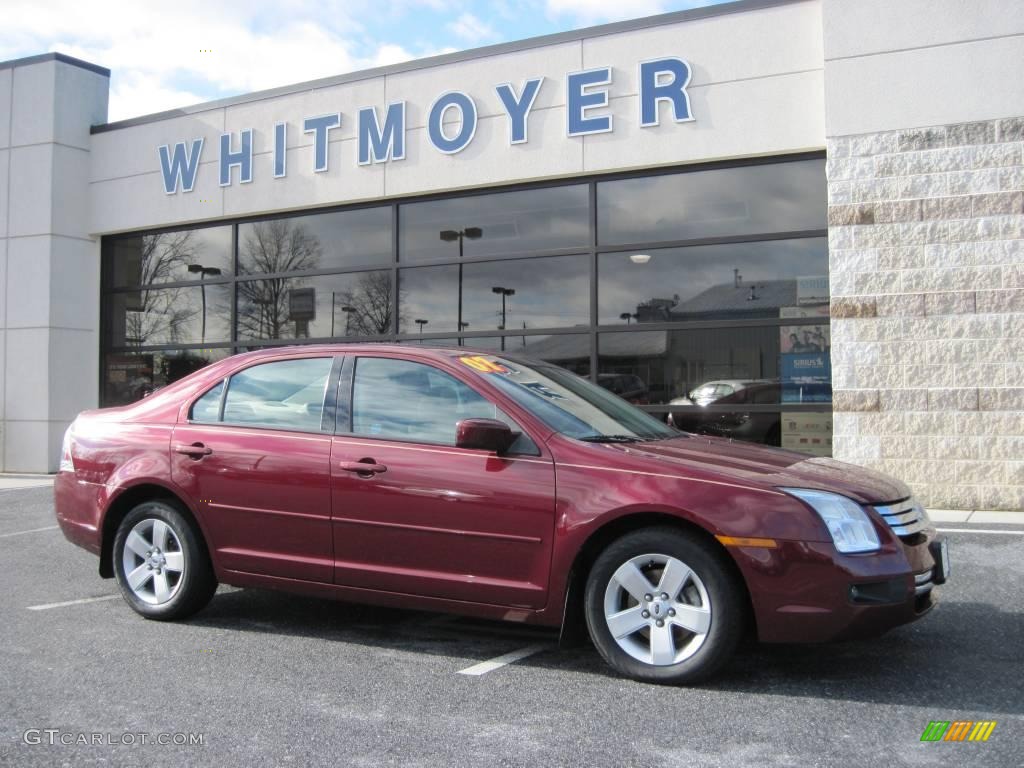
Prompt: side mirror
<box><xmin>456</xmin><ymin>418</ymin><xmax>517</xmax><ymax>454</ymax></box>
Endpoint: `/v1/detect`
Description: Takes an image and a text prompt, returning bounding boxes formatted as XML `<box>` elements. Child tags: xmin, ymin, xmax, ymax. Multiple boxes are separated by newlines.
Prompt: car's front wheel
<box><xmin>113</xmin><ymin>500</ymin><xmax>216</xmax><ymax>620</ymax></box>
<box><xmin>584</xmin><ymin>527</ymin><xmax>744</xmax><ymax>684</ymax></box>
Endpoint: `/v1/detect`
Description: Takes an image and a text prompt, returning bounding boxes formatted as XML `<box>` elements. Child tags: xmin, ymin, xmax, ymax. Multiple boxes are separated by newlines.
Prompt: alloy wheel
<box><xmin>602</xmin><ymin>553</ymin><xmax>712</xmax><ymax>666</ymax></box>
<box><xmin>120</xmin><ymin>518</ymin><xmax>186</xmax><ymax>605</ymax></box>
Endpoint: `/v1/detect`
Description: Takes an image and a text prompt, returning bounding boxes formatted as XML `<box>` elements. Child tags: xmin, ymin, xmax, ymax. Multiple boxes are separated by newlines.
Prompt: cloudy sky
<box><xmin>1</xmin><ymin>0</ymin><xmax>723</xmax><ymax>122</ymax></box>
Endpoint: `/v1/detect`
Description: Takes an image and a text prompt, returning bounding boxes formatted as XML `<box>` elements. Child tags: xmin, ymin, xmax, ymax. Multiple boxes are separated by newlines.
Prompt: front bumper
<box><xmin>733</xmin><ymin>529</ymin><xmax>946</xmax><ymax>644</ymax></box>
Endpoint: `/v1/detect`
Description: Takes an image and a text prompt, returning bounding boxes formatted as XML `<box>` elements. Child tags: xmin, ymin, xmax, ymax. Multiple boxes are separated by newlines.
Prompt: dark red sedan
<box><xmin>55</xmin><ymin>345</ymin><xmax>949</xmax><ymax>684</ymax></box>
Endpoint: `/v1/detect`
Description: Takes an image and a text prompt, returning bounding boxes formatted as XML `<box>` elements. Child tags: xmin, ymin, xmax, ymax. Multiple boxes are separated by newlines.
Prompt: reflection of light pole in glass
<box><xmin>491</xmin><ymin>286</ymin><xmax>515</xmax><ymax>351</ymax></box>
<box><xmin>440</xmin><ymin>226</ymin><xmax>482</xmax><ymax>345</ymax></box>
<box><xmin>253</xmin><ymin>296</ymin><xmax>273</xmax><ymax>339</ymax></box>
<box><xmin>187</xmin><ymin>264</ymin><xmax>222</xmax><ymax>343</ymax></box>
<box><xmin>415</xmin><ymin>318</ymin><xmax>428</xmax><ymax>343</ymax></box>
<box><xmin>341</xmin><ymin>305</ymin><xmax>355</xmax><ymax>336</ymax></box>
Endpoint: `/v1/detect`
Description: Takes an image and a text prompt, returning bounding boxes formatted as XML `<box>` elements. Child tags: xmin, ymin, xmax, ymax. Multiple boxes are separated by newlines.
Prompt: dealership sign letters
<box><xmin>158</xmin><ymin>58</ymin><xmax>694</xmax><ymax>194</ymax></box>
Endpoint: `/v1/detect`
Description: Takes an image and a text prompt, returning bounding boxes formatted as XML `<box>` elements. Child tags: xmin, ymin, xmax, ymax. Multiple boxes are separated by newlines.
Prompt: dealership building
<box><xmin>0</xmin><ymin>0</ymin><xmax>1021</xmax><ymax>512</ymax></box>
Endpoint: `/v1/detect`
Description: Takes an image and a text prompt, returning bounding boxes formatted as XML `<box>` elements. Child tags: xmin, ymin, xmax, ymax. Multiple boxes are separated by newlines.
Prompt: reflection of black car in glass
<box><xmin>667</xmin><ymin>380</ymin><xmax>832</xmax><ymax>447</ymax></box>
<box><xmin>597</xmin><ymin>373</ymin><xmax>649</xmax><ymax>404</ymax></box>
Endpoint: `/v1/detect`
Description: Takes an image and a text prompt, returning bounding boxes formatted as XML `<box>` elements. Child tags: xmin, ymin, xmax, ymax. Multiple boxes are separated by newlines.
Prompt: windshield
<box><xmin>457</xmin><ymin>355</ymin><xmax>677</xmax><ymax>442</ymax></box>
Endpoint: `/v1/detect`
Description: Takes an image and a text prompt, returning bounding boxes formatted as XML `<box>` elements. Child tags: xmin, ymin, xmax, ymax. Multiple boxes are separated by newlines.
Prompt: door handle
<box><xmin>175</xmin><ymin>443</ymin><xmax>213</xmax><ymax>457</ymax></box>
<box><xmin>339</xmin><ymin>460</ymin><xmax>387</xmax><ymax>475</ymax></box>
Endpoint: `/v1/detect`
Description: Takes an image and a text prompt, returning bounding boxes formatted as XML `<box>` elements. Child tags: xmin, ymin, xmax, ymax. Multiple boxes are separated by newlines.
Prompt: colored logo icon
<box><xmin>920</xmin><ymin>721</ymin><xmax>996</xmax><ymax>742</ymax></box>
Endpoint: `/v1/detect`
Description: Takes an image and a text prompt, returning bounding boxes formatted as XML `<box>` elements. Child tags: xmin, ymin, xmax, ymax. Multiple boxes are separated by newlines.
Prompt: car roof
<box><xmin>226</xmin><ymin>343</ymin><xmax>545</xmax><ymax>366</ymax></box>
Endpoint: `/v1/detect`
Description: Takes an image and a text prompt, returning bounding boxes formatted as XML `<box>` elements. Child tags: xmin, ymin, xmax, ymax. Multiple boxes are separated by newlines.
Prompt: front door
<box><xmin>172</xmin><ymin>356</ymin><xmax>337</xmax><ymax>583</ymax></box>
<box><xmin>330</xmin><ymin>355</ymin><xmax>556</xmax><ymax>608</ymax></box>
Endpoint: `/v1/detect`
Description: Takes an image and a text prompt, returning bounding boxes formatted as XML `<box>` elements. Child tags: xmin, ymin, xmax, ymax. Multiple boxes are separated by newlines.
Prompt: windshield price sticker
<box><xmin>459</xmin><ymin>356</ymin><xmax>509</xmax><ymax>374</ymax></box>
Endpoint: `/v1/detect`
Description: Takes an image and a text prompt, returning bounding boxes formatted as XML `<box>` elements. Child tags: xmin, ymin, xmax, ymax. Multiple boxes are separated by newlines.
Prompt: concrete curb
<box><xmin>928</xmin><ymin>509</ymin><xmax>1024</xmax><ymax>525</ymax></box>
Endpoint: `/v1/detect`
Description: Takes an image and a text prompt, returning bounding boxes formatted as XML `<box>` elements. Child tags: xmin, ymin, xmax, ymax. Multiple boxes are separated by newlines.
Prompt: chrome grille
<box><xmin>873</xmin><ymin>498</ymin><xmax>929</xmax><ymax>537</ymax></box>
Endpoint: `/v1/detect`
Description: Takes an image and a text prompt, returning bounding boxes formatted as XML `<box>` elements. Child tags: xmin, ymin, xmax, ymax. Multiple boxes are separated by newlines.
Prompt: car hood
<box><xmin>602</xmin><ymin>435</ymin><xmax>911</xmax><ymax>505</ymax></box>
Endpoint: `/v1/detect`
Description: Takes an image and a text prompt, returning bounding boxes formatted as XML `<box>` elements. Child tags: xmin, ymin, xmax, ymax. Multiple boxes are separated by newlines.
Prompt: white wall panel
<box><xmin>386</xmin><ymin>41</ymin><xmax>581</xmax><ymax>125</ymax></box>
<box><xmin>90</xmin><ymin>109</ymin><xmax>224</xmax><ymax>182</ymax></box>
<box><xmin>583</xmin><ymin>70</ymin><xmax>825</xmax><ymax>173</ymax></box>
<box><xmin>582</xmin><ymin>0</ymin><xmax>822</xmax><ymax>94</ymax></box>
<box><xmin>224</xmin><ymin>77</ymin><xmax>385</xmax><ymax>147</ymax></box>
<box><xmin>824</xmin><ymin>0</ymin><xmax>1024</xmax><ymax>61</ymax></box>
<box><xmin>90</xmin><ymin>158</ymin><xmax>224</xmax><ymax>233</ymax></box>
<box><xmin>0</xmin><ymin>149</ymin><xmax>8</xmax><ymax>238</ymax></box>
<box><xmin>0</xmin><ymin>69</ymin><xmax>11</xmax><ymax>148</ymax></box>
<box><xmin>5</xmin><ymin>236</ymin><xmax>50</xmax><ymax>328</ymax></box>
<box><xmin>8</xmin><ymin>144</ymin><xmax>53</xmax><ymax>237</ymax></box>
<box><xmin>10</xmin><ymin>62</ymin><xmax>56</xmax><ymax>146</ymax></box>
<box><xmin>824</xmin><ymin>35</ymin><xmax>1024</xmax><ymax>137</ymax></box>
<box><xmin>4</xmin><ymin>328</ymin><xmax>50</xmax><ymax>421</ymax></box>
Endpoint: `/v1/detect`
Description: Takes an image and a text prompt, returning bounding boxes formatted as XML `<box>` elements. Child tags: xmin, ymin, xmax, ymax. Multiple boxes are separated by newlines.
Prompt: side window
<box><xmin>190</xmin><ymin>380</ymin><xmax>224</xmax><ymax>422</ymax></box>
<box><xmin>351</xmin><ymin>357</ymin><xmax>537</xmax><ymax>452</ymax></box>
<box><xmin>221</xmin><ymin>358</ymin><xmax>333</xmax><ymax>431</ymax></box>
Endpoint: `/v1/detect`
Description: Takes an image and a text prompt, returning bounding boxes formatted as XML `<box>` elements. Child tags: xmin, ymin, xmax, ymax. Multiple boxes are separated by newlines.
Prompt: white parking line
<box><xmin>936</xmin><ymin>528</ymin><xmax>1024</xmax><ymax>535</ymax></box>
<box><xmin>457</xmin><ymin>643</ymin><xmax>550</xmax><ymax>676</ymax></box>
<box><xmin>27</xmin><ymin>595</ymin><xmax>121</xmax><ymax>611</ymax></box>
<box><xmin>0</xmin><ymin>525</ymin><xmax>59</xmax><ymax>538</ymax></box>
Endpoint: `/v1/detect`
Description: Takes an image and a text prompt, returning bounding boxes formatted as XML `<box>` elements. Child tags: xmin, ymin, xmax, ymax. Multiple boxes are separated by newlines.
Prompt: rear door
<box><xmin>329</xmin><ymin>354</ymin><xmax>557</xmax><ymax>608</ymax></box>
<box><xmin>172</xmin><ymin>355</ymin><xmax>340</xmax><ymax>583</ymax></box>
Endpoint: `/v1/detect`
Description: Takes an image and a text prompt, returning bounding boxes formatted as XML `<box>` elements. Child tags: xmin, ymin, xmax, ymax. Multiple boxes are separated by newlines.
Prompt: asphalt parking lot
<box><xmin>1</xmin><ymin>484</ymin><xmax>1022</xmax><ymax>767</ymax></box>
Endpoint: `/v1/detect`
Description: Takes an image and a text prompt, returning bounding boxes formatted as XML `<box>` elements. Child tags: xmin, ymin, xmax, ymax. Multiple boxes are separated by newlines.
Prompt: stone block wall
<box><xmin>827</xmin><ymin>117</ymin><xmax>1024</xmax><ymax>511</ymax></box>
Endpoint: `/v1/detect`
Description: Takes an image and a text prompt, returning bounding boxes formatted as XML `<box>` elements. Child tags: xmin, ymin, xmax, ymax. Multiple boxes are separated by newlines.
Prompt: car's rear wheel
<box><xmin>584</xmin><ymin>527</ymin><xmax>744</xmax><ymax>684</ymax></box>
<box><xmin>113</xmin><ymin>500</ymin><xmax>216</xmax><ymax>620</ymax></box>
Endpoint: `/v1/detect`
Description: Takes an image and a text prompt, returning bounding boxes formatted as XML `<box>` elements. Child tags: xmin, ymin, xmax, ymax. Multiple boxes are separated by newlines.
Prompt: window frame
<box><xmin>186</xmin><ymin>354</ymin><xmax>341</xmax><ymax>436</ymax></box>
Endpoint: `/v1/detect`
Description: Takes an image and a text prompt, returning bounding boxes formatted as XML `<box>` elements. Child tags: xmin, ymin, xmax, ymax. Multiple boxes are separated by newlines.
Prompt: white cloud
<box><xmin>0</xmin><ymin>0</ymin><xmax>445</xmax><ymax>121</ymax></box>
<box><xmin>447</xmin><ymin>12</ymin><xmax>497</xmax><ymax>43</ymax></box>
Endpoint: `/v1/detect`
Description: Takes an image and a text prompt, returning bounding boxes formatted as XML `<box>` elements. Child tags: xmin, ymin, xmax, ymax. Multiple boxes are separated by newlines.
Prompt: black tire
<box><xmin>113</xmin><ymin>499</ymin><xmax>217</xmax><ymax>621</ymax></box>
<box><xmin>584</xmin><ymin>526</ymin><xmax>744</xmax><ymax>684</ymax></box>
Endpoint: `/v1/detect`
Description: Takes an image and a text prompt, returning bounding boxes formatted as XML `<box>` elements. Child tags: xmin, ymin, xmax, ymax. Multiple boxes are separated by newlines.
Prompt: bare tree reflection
<box><xmin>337</xmin><ymin>271</ymin><xmax>396</xmax><ymax>336</ymax></box>
<box><xmin>237</xmin><ymin>220</ymin><xmax>321</xmax><ymax>339</ymax></box>
<box><xmin>124</xmin><ymin>231</ymin><xmax>199</xmax><ymax>345</ymax></box>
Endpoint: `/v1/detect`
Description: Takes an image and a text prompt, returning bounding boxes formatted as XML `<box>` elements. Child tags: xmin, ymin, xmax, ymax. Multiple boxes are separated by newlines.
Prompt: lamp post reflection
<box><xmin>440</xmin><ymin>227</ymin><xmax>482</xmax><ymax>345</ymax></box>
<box><xmin>253</xmin><ymin>297</ymin><xmax>273</xmax><ymax>339</ymax></box>
<box><xmin>187</xmin><ymin>264</ymin><xmax>222</xmax><ymax>343</ymax></box>
<box><xmin>491</xmin><ymin>285</ymin><xmax>515</xmax><ymax>351</ymax></box>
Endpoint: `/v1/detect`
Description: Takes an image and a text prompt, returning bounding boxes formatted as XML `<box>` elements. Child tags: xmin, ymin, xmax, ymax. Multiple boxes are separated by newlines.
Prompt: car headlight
<box><xmin>781</xmin><ymin>488</ymin><xmax>881</xmax><ymax>554</ymax></box>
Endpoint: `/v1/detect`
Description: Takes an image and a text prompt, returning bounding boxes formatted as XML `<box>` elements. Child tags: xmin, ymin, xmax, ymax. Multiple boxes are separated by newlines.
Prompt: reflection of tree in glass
<box><xmin>238</xmin><ymin>220</ymin><xmax>321</xmax><ymax>339</ymax></box>
<box><xmin>125</xmin><ymin>231</ymin><xmax>199</xmax><ymax>345</ymax></box>
<box><xmin>336</xmin><ymin>271</ymin><xmax>398</xmax><ymax>336</ymax></box>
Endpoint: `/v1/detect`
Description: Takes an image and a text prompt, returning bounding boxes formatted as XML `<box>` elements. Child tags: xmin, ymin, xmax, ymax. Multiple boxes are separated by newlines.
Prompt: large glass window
<box><xmin>103</xmin><ymin>348</ymin><xmax>231</xmax><ymax>404</ymax></box>
<box><xmin>100</xmin><ymin>155</ymin><xmax>830</xmax><ymax>456</ymax></box>
<box><xmin>599</xmin><ymin>326</ymin><xmax>831</xmax><ymax>451</ymax></box>
<box><xmin>400</xmin><ymin>254</ymin><xmax>589</xmax><ymax>334</ymax></box>
<box><xmin>236</xmin><ymin>271</ymin><xmax>393</xmax><ymax>341</ymax></box>
<box><xmin>221</xmin><ymin>358</ymin><xmax>333</xmax><ymax>431</ymax></box>
<box><xmin>399</xmin><ymin>185</ymin><xmax>589</xmax><ymax>263</ymax></box>
<box><xmin>109</xmin><ymin>226</ymin><xmax>232</xmax><ymax>287</ymax></box>
<box><xmin>597</xmin><ymin>159</ymin><xmax>826</xmax><ymax>245</ymax></box>
<box><xmin>599</xmin><ymin>238</ymin><xmax>828</xmax><ymax>325</ymax></box>
<box><xmin>104</xmin><ymin>285</ymin><xmax>231</xmax><ymax>346</ymax></box>
<box><xmin>238</xmin><ymin>207</ymin><xmax>391</xmax><ymax>275</ymax></box>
